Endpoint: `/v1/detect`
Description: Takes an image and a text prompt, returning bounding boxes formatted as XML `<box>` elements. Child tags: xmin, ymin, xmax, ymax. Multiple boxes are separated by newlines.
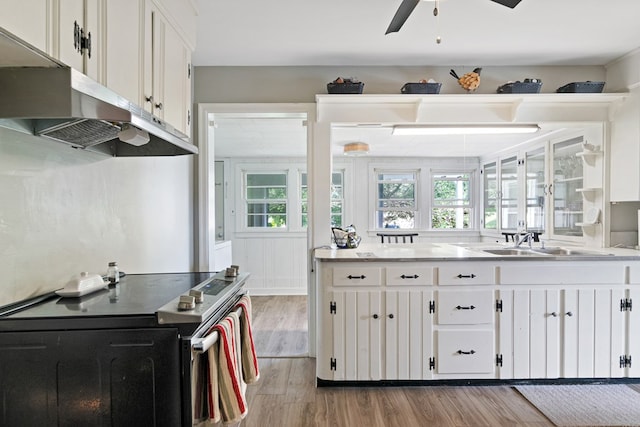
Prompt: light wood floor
<box><xmin>250</xmin><ymin>295</ymin><xmax>308</xmax><ymax>357</ymax></box>
<box><xmin>243</xmin><ymin>295</ymin><xmax>555</xmax><ymax>426</ymax></box>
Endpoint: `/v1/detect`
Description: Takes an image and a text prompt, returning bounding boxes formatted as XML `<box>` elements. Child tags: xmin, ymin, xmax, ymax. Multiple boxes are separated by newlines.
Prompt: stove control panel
<box><xmin>156</xmin><ymin>272</ymin><xmax>249</xmax><ymax>324</ymax></box>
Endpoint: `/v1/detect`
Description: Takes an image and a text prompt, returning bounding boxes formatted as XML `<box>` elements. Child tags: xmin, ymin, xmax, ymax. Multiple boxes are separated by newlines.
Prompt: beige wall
<box><xmin>193</xmin><ymin>65</ymin><xmax>607</xmax><ymax>103</ymax></box>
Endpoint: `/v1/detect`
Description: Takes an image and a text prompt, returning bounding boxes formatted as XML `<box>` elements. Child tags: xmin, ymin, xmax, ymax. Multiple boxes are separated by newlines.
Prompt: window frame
<box><xmin>372</xmin><ymin>168</ymin><xmax>420</xmax><ymax>230</ymax></box>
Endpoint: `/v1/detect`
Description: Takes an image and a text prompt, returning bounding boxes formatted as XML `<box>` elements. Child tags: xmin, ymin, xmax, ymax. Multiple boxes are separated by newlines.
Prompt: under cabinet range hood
<box><xmin>0</xmin><ymin>28</ymin><xmax>197</xmax><ymax>157</ymax></box>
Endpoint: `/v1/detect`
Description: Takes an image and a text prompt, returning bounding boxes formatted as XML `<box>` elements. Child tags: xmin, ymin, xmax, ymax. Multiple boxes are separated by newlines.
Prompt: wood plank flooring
<box><xmin>242</xmin><ymin>295</ymin><xmax>554</xmax><ymax>426</ymax></box>
<box><xmin>250</xmin><ymin>295</ymin><xmax>308</xmax><ymax>357</ymax></box>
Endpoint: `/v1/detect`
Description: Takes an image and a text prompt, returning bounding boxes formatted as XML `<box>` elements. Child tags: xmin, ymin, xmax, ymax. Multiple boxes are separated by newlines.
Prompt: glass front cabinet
<box><xmin>482</xmin><ymin>131</ymin><xmax>603</xmax><ymax>243</ymax></box>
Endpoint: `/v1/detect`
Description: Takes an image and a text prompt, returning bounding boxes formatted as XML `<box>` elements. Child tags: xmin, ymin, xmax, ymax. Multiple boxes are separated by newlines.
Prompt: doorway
<box><xmin>196</xmin><ymin>103</ymin><xmax>315</xmax><ymax>358</ymax></box>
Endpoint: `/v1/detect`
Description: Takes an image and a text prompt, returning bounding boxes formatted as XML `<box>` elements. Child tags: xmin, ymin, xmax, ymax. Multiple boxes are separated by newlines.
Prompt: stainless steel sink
<box><xmin>481</xmin><ymin>246</ymin><xmax>612</xmax><ymax>257</ymax></box>
<box><xmin>483</xmin><ymin>248</ymin><xmax>547</xmax><ymax>256</ymax></box>
<box><xmin>531</xmin><ymin>247</ymin><xmax>612</xmax><ymax>256</ymax></box>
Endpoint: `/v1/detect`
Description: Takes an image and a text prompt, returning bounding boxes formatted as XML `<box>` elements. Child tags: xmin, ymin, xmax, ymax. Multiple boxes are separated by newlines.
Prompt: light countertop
<box><xmin>314</xmin><ymin>242</ymin><xmax>640</xmax><ymax>262</ymax></box>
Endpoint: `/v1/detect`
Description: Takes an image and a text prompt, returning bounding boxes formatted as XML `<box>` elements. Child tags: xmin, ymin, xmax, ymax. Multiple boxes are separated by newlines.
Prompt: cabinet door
<box><xmin>525</xmin><ymin>145</ymin><xmax>547</xmax><ymax>234</ymax></box>
<box><xmin>529</xmin><ymin>289</ymin><xmax>560</xmax><ymax>378</ymax></box>
<box><xmin>1</xmin><ymin>0</ymin><xmax>51</xmax><ymax>54</ymax></box>
<box><xmin>627</xmin><ymin>288</ymin><xmax>640</xmax><ymax>377</ymax></box>
<box><xmin>162</xmin><ymin>22</ymin><xmax>189</xmax><ymax>134</ymax></box>
<box><xmin>104</xmin><ymin>0</ymin><xmax>143</xmax><ymax>103</ymax></box>
<box><xmin>83</xmin><ymin>0</ymin><xmax>100</xmax><ymax>81</ymax></box>
<box><xmin>56</xmin><ymin>0</ymin><xmax>85</xmax><ymax>72</ymax></box>
<box><xmin>551</xmin><ymin>137</ymin><xmax>584</xmax><ymax>238</ymax></box>
<box><xmin>331</xmin><ymin>290</ymin><xmax>382</xmax><ymax>381</ymax></box>
<box><xmin>385</xmin><ymin>290</ymin><xmax>433</xmax><ymax>380</ymax></box>
<box><xmin>500</xmin><ymin>155</ymin><xmax>519</xmax><ymax>231</ymax></box>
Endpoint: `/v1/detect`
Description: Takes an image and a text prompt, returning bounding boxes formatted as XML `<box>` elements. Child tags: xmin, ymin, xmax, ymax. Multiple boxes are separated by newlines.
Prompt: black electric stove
<box><xmin>0</xmin><ymin>271</ymin><xmax>249</xmax><ymax>426</ymax></box>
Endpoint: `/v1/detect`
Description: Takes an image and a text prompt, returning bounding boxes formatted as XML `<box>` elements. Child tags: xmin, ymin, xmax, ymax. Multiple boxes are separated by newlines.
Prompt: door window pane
<box><xmin>500</xmin><ymin>156</ymin><xmax>519</xmax><ymax>230</ymax></box>
<box><xmin>483</xmin><ymin>162</ymin><xmax>497</xmax><ymax>229</ymax></box>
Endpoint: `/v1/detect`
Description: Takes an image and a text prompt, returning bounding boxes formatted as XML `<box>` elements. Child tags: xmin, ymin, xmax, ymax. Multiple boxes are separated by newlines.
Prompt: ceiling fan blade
<box><xmin>489</xmin><ymin>0</ymin><xmax>523</xmax><ymax>8</ymax></box>
<box><xmin>385</xmin><ymin>0</ymin><xmax>421</xmax><ymax>34</ymax></box>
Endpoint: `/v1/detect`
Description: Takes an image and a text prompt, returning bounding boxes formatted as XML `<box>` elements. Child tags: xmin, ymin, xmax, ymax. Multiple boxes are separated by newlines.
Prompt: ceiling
<box><xmin>193</xmin><ymin>0</ymin><xmax>640</xmax><ymax>67</ymax></box>
<box><xmin>196</xmin><ymin>0</ymin><xmax>640</xmax><ymax>159</ymax></box>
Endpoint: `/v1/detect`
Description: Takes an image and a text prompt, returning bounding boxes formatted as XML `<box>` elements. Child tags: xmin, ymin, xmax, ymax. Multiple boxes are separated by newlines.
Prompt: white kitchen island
<box><xmin>314</xmin><ymin>242</ymin><xmax>640</xmax><ymax>384</ymax></box>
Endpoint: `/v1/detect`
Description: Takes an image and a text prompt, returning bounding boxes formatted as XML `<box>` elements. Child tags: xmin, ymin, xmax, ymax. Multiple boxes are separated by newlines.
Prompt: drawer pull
<box><xmin>347</xmin><ymin>275</ymin><xmax>366</xmax><ymax>280</ymax></box>
<box><xmin>565</xmin><ymin>311</ymin><xmax>573</xmax><ymax>317</ymax></box>
<box><xmin>457</xmin><ymin>350</ymin><xmax>476</xmax><ymax>355</ymax></box>
<box><xmin>388</xmin><ymin>314</ymin><xmax>394</xmax><ymax>319</ymax></box>
<box><xmin>400</xmin><ymin>274</ymin><xmax>419</xmax><ymax>279</ymax></box>
<box><xmin>550</xmin><ymin>312</ymin><xmax>558</xmax><ymax>317</ymax></box>
<box><xmin>455</xmin><ymin>305</ymin><xmax>476</xmax><ymax>310</ymax></box>
<box><xmin>456</xmin><ymin>274</ymin><xmax>476</xmax><ymax>279</ymax></box>
<box><xmin>373</xmin><ymin>314</ymin><xmax>379</xmax><ymax>319</ymax></box>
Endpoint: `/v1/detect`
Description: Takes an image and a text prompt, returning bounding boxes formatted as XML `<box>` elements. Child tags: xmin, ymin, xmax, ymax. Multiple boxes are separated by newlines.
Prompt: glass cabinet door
<box><xmin>482</xmin><ymin>162</ymin><xmax>498</xmax><ymax>230</ymax></box>
<box><xmin>552</xmin><ymin>137</ymin><xmax>583</xmax><ymax>237</ymax></box>
<box><xmin>525</xmin><ymin>147</ymin><xmax>546</xmax><ymax>234</ymax></box>
<box><xmin>500</xmin><ymin>156</ymin><xmax>519</xmax><ymax>231</ymax></box>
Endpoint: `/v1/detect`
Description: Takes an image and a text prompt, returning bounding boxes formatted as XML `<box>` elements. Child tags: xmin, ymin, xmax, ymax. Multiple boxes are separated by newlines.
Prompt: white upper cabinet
<box><xmin>143</xmin><ymin>0</ymin><xmax>193</xmax><ymax>135</ymax></box>
<box><xmin>1</xmin><ymin>0</ymin><xmax>51</xmax><ymax>55</ymax></box>
<box><xmin>55</xmin><ymin>0</ymin><xmax>100</xmax><ymax>81</ymax></box>
<box><xmin>103</xmin><ymin>0</ymin><xmax>145</xmax><ymax>106</ymax></box>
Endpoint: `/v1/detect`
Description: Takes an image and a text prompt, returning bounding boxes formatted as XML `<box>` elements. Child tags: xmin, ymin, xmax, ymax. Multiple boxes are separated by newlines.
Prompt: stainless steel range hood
<box><xmin>0</xmin><ymin>27</ymin><xmax>197</xmax><ymax>157</ymax></box>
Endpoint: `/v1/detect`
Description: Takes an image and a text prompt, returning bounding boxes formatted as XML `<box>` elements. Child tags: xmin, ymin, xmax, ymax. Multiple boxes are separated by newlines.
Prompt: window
<box><xmin>330</xmin><ymin>172</ymin><xmax>344</xmax><ymax>227</ymax></box>
<box><xmin>301</xmin><ymin>171</ymin><xmax>344</xmax><ymax>228</ymax></box>
<box><xmin>432</xmin><ymin>172</ymin><xmax>471</xmax><ymax>229</ymax></box>
<box><xmin>375</xmin><ymin>171</ymin><xmax>417</xmax><ymax>229</ymax></box>
<box><xmin>245</xmin><ymin>172</ymin><xmax>287</xmax><ymax>228</ymax></box>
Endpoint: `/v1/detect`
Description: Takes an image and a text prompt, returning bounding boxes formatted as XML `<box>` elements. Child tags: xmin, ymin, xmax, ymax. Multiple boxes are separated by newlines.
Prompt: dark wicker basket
<box><xmin>556</xmin><ymin>81</ymin><xmax>605</xmax><ymax>93</ymax></box>
<box><xmin>401</xmin><ymin>82</ymin><xmax>442</xmax><ymax>94</ymax></box>
<box><xmin>497</xmin><ymin>81</ymin><xmax>543</xmax><ymax>94</ymax></box>
<box><xmin>327</xmin><ymin>81</ymin><xmax>364</xmax><ymax>94</ymax></box>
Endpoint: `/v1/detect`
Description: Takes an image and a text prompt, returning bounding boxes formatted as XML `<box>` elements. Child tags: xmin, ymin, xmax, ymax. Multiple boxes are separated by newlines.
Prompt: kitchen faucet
<box><xmin>514</xmin><ymin>231</ymin><xmax>534</xmax><ymax>248</ymax></box>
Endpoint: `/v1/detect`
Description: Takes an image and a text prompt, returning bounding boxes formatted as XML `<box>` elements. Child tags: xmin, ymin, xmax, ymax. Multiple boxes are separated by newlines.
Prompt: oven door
<box><xmin>181</xmin><ymin>292</ymin><xmax>245</xmax><ymax>426</ymax></box>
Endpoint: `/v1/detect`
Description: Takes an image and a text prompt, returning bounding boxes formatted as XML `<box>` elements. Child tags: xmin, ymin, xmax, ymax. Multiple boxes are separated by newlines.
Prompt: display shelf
<box><xmin>554</xmin><ymin>176</ymin><xmax>583</xmax><ymax>183</ymax></box>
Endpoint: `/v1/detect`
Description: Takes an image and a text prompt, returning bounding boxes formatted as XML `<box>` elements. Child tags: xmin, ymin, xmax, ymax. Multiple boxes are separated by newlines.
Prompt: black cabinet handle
<box><xmin>400</xmin><ymin>274</ymin><xmax>419</xmax><ymax>279</ymax></box>
<box><xmin>155</xmin><ymin>102</ymin><xmax>163</xmax><ymax>110</ymax></box>
<box><xmin>388</xmin><ymin>314</ymin><xmax>394</xmax><ymax>319</ymax></box>
<box><xmin>565</xmin><ymin>311</ymin><xmax>573</xmax><ymax>317</ymax></box>
<box><xmin>74</xmin><ymin>21</ymin><xmax>81</xmax><ymax>52</ymax></box>
<box><xmin>372</xmin><ymin>314</ymin><xmax>379</xmax><ymax>319</ymax></box>
<box><xmin>456</xmin><ymin>274</ymin><xmax>476</xmax><ymax>279</ymax></box>
<box><xmin>145</xmin><ymin>95</ymin><xmax>154</xmax><ymax>103</ymax></box>
<box><xmin>457</xmin><ymin>350</ymin><xmax>476</xmax><ymax>355</ymax></box>
<box><xmin>455</xmin><ymin>305</ymin><xmax>476</xmax><ymax>310</ymax></box>
<box><xmin>347</xmin><ymin>275</ymin><xmax>365</xmax><ymax>279</ymax></box>
<box><xmin>550</xmin><ymin>312</ymin><xmax>558</xmax><ymax>317</ymax></box>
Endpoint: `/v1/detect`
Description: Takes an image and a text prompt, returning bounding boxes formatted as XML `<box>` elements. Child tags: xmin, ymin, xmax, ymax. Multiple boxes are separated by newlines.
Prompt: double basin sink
<box><xmin>481</xmin><ymin>247</ymin><xmax>612</xmax><ymax>257</ymax></box>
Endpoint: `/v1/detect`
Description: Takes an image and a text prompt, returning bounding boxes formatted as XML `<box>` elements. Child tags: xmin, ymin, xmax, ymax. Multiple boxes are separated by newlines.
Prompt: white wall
<box><xmin>0</xmin><ymin>127</ymin><xmax>195</xmax><ymax>306</ymax></box>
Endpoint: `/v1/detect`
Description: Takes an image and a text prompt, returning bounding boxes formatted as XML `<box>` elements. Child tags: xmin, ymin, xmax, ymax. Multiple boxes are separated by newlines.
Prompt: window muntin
<box><xmin>432</xmin><ymin>172</ymin><xmax>471</xmax><ymax>229</ymax></box>
<box><xmin>245</xmin><ymin>172</ymin><xmax>287</xmax><ymax>228</ymax></box>
<box><xmin>375</xmin><ymin>171</ymin><xmax>417</xmax><ymax>229</ymax></box>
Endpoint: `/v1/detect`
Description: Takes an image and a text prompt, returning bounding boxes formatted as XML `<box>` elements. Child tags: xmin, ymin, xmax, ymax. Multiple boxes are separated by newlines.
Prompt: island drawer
<box><xmin>436</xmin><ymin>330</ymin><xmax>494</xmax><ymax>374</ymax></box>
<box><xmin>331</xmin><ymin>266</ymin><xmax>381</xmax><ymax>286</ymax></box>
<box><xmin>436</xmin><ymin>290</ymin><xmax>494</xmax><ymax>324</ymax></box>
<box><xmin>438</xmin><ymin>263</ymin><xmax>495</xmax><ymax>285</ymax></box>
<box><xmin>500</xmin><ymin>262</ymin><xmax>623</xmax><ymax>285</ymax></box>
<box><xmin>386</xmin><ymin>266</ymin><xmax>435</xmax><ymax>286</ymax></box>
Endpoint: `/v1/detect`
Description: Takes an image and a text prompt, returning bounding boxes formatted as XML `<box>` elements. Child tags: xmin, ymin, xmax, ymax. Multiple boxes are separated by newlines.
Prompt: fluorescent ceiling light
<box><xmin>392</xmin><ymin>124</ymin><xmax>540</xmax><ymax>135</ymax></box>
<box><xmin>343</xmin><ymin>142</ymin><xmax>370</xmax><ymax>156</ymax></box>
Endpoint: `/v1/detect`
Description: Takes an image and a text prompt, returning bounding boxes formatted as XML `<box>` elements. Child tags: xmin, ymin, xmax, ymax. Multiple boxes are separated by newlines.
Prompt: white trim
<box><xmin>245</xmin><ymin>288</ymin><xmax>308</xmax><ymax>296</ymax></box>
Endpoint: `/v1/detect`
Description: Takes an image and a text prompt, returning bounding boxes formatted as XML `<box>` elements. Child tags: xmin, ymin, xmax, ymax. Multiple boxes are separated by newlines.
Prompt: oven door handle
<box><xmin>191</xmin><ymin>304</ymin><xmax>244</xmax><ymax>353</ymax></box>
